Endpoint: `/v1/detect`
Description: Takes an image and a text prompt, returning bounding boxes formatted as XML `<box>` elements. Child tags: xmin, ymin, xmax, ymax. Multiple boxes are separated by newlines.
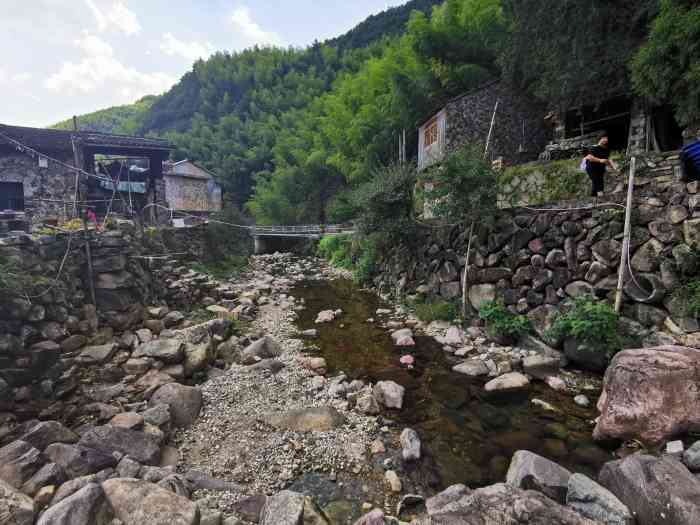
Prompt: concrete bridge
<box><xmin>251</xmin><ymin>224</ymin><xmax>355</xmax><ymax>254</ymax></box>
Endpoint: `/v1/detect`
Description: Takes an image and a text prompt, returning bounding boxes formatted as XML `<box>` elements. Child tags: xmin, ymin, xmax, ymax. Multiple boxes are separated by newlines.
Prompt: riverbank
<box><xmin>4</xmin><ymin>251</ymin><xmax>700</xmax><ymax>524</ymax></box>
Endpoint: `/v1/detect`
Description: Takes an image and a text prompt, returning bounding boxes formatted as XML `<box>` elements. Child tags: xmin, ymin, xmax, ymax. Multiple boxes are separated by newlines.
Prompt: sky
<box><xmin>0</xmin><ymin>0</ymin><xmax>408</xmax><ymax>127</ymax></box>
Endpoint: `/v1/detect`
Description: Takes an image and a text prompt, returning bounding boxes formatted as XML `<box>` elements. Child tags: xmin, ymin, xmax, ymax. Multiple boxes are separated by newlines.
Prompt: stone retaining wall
<box><xmin>376</xmin><ymin>154</ymin><xmax>700</xmax><ymax>338</ymax></box>
<box><xmin>0</xmin><ymin>224</ymin><xmax>225</xmax><ymax>390</ymax></box>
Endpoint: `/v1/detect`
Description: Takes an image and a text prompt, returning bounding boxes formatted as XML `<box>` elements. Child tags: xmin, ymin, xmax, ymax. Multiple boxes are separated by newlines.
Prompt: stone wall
<box><xmin>0</xmin><ymin>153</ymin><xmax>76</xmax><ymax>224</ymax></box>
<box><xmin>376</xmin><ymin>152</ymin><xmax>700</xmax><ymax>339</ymax></box>
<box><xmin>443</xmin><ymin>82</ymin><xmax>550</xmax><ymax>165</ymax></box>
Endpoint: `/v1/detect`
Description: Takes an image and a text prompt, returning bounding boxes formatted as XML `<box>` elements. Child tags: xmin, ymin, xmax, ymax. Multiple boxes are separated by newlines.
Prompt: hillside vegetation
<box><xmin>59</xmin><ymin>0</ymin><xmax>699</xmax><ymax>228</ymax></box>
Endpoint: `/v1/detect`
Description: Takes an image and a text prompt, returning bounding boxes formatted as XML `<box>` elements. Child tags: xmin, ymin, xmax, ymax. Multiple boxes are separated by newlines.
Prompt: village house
<box><xmin>163</xmin><ymin>159</ymin><xmax>223</xmax><ymax>223</ymax></box>
<box><xmin>417</xmin><ymin>81</ymin><xmax>550</xmax><ymax>171</ymax></box>
<box><xmin>0</xmin><ymin>124</ymin><xmax>173</xmax><ymax>229</ymax></box>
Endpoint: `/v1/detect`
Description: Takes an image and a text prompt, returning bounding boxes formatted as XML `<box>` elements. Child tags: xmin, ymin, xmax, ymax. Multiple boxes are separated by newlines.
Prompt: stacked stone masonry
<box><xmin>0</xmin><ymin>224</ymin><xmax>217</xmax><ymax>390</ymax></box>
<box><xmin>377</xmin><ymin>152</ymin><xmax>698</xmax><ymax>336</ymax></box>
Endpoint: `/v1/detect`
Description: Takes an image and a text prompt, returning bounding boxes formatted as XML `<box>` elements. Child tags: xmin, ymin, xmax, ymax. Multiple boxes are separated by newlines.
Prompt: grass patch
<box><xmin>413</xmin><ymin>298</ymin><xmax>460</xmax><ymax>323</ymax></box>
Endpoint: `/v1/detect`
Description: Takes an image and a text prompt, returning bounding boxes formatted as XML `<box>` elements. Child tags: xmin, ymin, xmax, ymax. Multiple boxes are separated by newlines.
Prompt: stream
<box><xmin>292</xmin><ymin>278</ymin><xmax>613</xmax><ymax>490</ymax></box>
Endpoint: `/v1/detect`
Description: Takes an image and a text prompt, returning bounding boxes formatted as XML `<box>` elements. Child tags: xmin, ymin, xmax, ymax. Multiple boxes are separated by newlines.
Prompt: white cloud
<box><xmin>160</xmin><ymin>33</ymin><xmax>215</xmax><ymax>61</ymax></box>
<box><xmin>0</xmin><ymin>68</ymin><xmax>6</xmax><ymax>85</ymax></box>
<box><xmin>230</xmin><ymin>6</ymin><xmax>283</xmax><ymax>46</ymax></box>
<box><xmin>45</xmin><ymin>32</ymin><xmax>175</xmax><ymax>99</ymax></box>
<box><xmin>84</xmin><ymin>0</ymin><xmax>141</xmax><ymax>36</ymax></box>
<box><xmin>11</xmin><ymin>73</ymin><xmax>32</xmax><ymax>83</ymax></box>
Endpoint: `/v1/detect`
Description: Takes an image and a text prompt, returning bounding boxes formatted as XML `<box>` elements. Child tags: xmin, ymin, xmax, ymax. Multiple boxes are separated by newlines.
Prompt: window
<box><xmin>0</xmin><ymin>182</ymin><xmax>24</xmax><ymax>211</ymax></box>
<box><xmin>424</xmin><ymin>117</ymin><xmax>439</xmax><ymax>148</ymax></box>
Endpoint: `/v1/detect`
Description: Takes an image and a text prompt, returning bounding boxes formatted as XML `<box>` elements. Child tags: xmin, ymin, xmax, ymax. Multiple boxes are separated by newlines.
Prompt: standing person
<box><xmin>584</xmin><ymin>135</ymin><xmax>613</xmax><ymax>197</ymax></box>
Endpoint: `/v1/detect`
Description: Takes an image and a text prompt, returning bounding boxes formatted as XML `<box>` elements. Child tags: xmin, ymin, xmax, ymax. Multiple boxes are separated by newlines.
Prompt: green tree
<box><xmin>631</xmin><ymin>0</ymin><xmax>700</xmax><ymax>126</ymax></box>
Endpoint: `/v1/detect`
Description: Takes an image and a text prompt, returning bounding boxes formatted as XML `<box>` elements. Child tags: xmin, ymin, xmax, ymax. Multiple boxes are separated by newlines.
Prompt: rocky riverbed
<box><xmin>4</xmin><ymin>252</ymin><xmax>700</xmax><ymax>524</ymax></box>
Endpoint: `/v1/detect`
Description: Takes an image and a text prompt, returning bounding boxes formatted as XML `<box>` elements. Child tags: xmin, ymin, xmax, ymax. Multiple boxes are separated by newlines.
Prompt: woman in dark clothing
<box><xmin>585</xmin><ymin>135</ymin><xmax>613</xmax><ymax>197</ymax></box>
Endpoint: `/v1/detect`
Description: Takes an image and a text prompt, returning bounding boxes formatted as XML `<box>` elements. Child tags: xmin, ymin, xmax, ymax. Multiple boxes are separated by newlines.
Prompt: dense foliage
<box><xmin>631</xmin><ymin>0</ymin><xmax>700</xmax><ymax>126</ymax></box>
<box><xmin>316</xmin><ymin>233</ymin><xmax>380</xmax><ymax>285</ymax></box>
<box><xmin>53</xmin><ymin>96</ymin><xmax>157</xmax><ymax>134</ymax></box>
<box><xmin>501</xmin><ymin>0</ymin><xmax>658</xmax><ymax>107</ymax></box>
<box><xmin>421</xmin><ymin>145</ymin><xmax>499</xmax><ymax>223</ymax></box>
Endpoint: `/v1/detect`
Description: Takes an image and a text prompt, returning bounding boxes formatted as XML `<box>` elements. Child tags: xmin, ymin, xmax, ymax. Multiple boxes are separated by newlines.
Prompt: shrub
<box><xmin>479</xmin><ymin>301</ymin><xmax>531</xmax><ymax>340</ymax></box>
<box><xmin>414</xmin><ymin>298</ymin><xmax>460</xmax><ymax>323</ymax></box>
<box><xmin>317</xmin><ymin>233</ymin><xmax>380</xmax><ymax>285</ymax></box>
<box><xmin>317</xmin><ymin>234</ymin><xmax>354</xmax><ymax>270</ymax></box>
<box><xmin>548</xmin><ymin>298</ymin><xmax>620</xmax><ymax>349</ymax></box>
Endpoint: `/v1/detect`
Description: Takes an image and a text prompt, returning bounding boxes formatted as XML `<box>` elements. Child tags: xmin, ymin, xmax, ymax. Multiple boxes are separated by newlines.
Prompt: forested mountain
<box><xmin>327</xmin><ymin>0</ymin><xmax>442</xmax><ymax>51</ymax></box>
<box><xmin>55</xmin><ymin>0</ymin><xmax>700</xmax><ymax>227</ymax></box>
<box><xmin>53</xmin><ymin>96</ymin><xmax>156</xmax><ymax>134</ymax></box>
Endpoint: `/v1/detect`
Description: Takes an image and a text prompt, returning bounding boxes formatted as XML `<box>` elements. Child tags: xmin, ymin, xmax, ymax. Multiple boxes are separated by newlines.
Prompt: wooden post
<box><xmin>614</xmin><ymin>156</ymin><xmax>636</xmax><ymax>313</ymax></box>
<box><xmin>484</xmin><ymin>100</ymin><xmax>499</xmax><ymax>160</ymax></box>
<box><xmin>461</xmin><ymin>220</ymin><xmax>475</xmax><ymax>319</ymax></box>
<box><xmin>82</xmin><ymin>211</ymin><xmax>97</xmax><ymax>306</ymax></box>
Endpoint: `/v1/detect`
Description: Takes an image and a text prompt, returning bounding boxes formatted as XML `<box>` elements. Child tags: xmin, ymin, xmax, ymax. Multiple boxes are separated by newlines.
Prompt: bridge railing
<box><xmin>251</xmin><ymin>223</ymin><xmax>355</xmax><ymax>235</ymax></box>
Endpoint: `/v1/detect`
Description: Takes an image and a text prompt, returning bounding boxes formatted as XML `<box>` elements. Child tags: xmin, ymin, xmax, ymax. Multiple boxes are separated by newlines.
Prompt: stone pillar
<box><xmin>627</xmin><ymin>99</ymin><xmax>649</xmax><ymax>156</ymax></box>
<box><xmin>254</xmin><ymin>236</ymin><xmax>268</xmax><ymax>255</ymax></box>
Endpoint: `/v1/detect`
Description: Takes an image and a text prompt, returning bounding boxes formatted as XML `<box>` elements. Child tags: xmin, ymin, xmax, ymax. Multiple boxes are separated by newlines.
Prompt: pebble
<box><xmin>574</xmin><ymin>394</ymin><xmax>590</xmax><ymax>407</ymax></box>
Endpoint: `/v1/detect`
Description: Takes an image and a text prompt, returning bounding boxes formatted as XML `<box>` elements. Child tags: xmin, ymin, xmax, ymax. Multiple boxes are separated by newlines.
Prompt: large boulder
<box><xmin>566</xmin><ymin>473</ymin><xmax>632</xmax><ymax>525</ymax></box>
<box><xmin>594</xmin><ymin>346</ymin><xmax>700</xmax><ymax>444</ymax></box>
<box><xmin>102</xmin><ymin>478</ymin><xmax>200</xmax><ymax>525</ymax></box>
<box><xmin>506</xmin><ymin>450</ymin><xmax>572</xmax><ymax>503</ymax></box>
<box><xmin>0</xmin><ymin>478</ymin><xmax>35</xmax><ymax>525</ymax></box>
<box><xmin>239</xmin><ymin>337</ymin><xmax>281</xmax><ymax>365</ymax></box>
<box><xmin>262</xmin><ymin>407</ymin><xmax>345</xmax><ymax>432</ymax></box>
<box><xmin>522</xmin><ymin>355</ymin><xmax>561</xmax><ymax>380</ymax></box>
<box><xmin>37</xmin><ymin>483</ymin><xmax>113</xmax><ymax>525</ymax></box>
<box><xmin>78</xmin><ymin>426</ymin><xmax>160</xmax><ymax>465</ymax></box>
<box><xmin>563</xmin><ymin>338</ymin><xmax>610</xmax><ymax>373</ymax></box>
<box><xmin>76</xmin><ymin>344</ymin><xmax>118</xmax><ymax>365</ymax></box>
<box><xmin>132</xmin><ymin>339</ymin><xmax>185</xmax><ymax>364</ymax></box>
<box><xmin>44</xmin><ymin>444</ymin><xmax>117</xmax><ymax>479</ymax></box>
<box><xmin>19</xmin><ymin>421</ymin><xmax>78</xmax><ymax>450</ymax></box>
<box><xmin>0</xmin><ymin>440</ymin><xmax>45</xmax><ymax>488</ymax></box>
<box><xmin>149</xmin><ymin>383</ymin><xmax>202</xmax><ymax>427</ymax></box>
<box><xmin>259</xmin><ymin>490</ymin><xmax>305</xmax><ymax>525</ymax></box>
<box><xmin>599</xmin><ymin>454</ymin><xmax>700</xmax><ymax>525</ymax></box>
<box><xmin>373</xmin><ymin>381</ymin><xmax>405</xmax><ymax>409</ymax></box>
<box><xmin>419</xmin><ymin>483</ymin><xmax>598</xmax><ymax>524</ymax></box>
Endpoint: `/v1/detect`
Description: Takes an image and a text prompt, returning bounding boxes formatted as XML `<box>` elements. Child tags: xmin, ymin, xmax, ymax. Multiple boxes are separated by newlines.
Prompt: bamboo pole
<box><xmin>614</xmin><ymin>156</ymin><xmax>636</xmax><ymax>313</ymax></box>
<box><xmin>461</xmin><ymin>220</ymin><xmax>476</xmax><ymax>319</ymax></box>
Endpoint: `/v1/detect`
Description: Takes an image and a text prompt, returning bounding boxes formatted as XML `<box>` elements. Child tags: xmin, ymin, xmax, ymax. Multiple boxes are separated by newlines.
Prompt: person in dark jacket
<box><xmin>585</xmin><ymin>135</ymin><xmax>613</xmax><ymax>197</ymax></box>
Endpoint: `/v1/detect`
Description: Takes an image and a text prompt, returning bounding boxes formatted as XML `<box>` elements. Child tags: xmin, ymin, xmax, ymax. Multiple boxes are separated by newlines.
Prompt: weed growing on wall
<box><xmin>479</xmin><ymin>300</ymin><xmax>531</xmax><ymax>341</ymax></box>
<box><xmin>548</xmin><ymin>298</ymin><xmax>621</xmax><ymax>350</ymax></box>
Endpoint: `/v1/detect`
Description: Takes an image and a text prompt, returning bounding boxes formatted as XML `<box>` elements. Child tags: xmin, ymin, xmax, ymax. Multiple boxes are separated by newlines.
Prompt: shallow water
<box><xmin>292</xmin><ymin>279</ymin><xmax>612</xmax><ymax>489</ymax></box>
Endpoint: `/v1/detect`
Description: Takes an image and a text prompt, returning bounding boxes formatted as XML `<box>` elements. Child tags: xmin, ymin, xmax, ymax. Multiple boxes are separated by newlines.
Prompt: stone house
<box><xmin>163</xmin><ymin>160</ymin><xmax>223</xmax><ymax>220</ymax></box>
<box><xmin>417</xmin><ymin>81</ymin><xmax>550</xmax><ymax>171</ymax></box>
<box><xmin>0</xmin><ymin>124</ymin><xmax>173</xmax><ymax>226</ymax></box>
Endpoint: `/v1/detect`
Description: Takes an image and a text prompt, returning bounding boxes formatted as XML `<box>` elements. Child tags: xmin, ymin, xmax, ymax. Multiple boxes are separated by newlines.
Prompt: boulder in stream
<box><xmin>594</xmin><ymin>346</ymin><xmax>700</xmax><ymax>444</ymax></box>
<box><xmin>373</xmin><ymin>380</ymin><xmax>405</xmax><ymax>409</ymax></box>
<box><xmin>506</xmin><ymin>450</ymin><xmax>572</xmax><ymax>503</ymax></box>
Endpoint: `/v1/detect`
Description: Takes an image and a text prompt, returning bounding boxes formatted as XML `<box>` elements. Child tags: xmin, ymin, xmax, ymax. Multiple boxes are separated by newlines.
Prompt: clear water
<box><xmin>292</xmin><ymin>279</ymin><xmax>612</xmax><ymax>490</ymax></box>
